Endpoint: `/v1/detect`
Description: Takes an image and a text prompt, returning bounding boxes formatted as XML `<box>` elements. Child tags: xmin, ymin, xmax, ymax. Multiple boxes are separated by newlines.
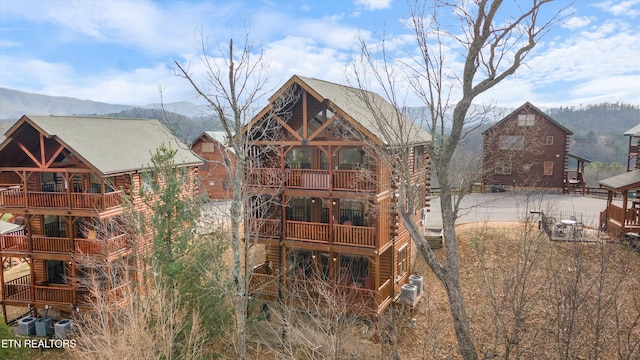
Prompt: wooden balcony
<box><xmin>246</xmin><ymin>168</ymin><xmax>282</xmax><ymax>187</ymax></box>
<box><xmin>4</xmin><ymin>274</ymin><xmax>130</xmax><ymax>307</ymax></box>
<box><xmin>0</xmin><ymin>187</ymin><xmax>123</xmax><ymax>211</ymax></box>
<box><xmin>334</xmin><ymin>224</ymin><xmax>376</xmax><ymax>248</ymax></box>
<box><xmin>285</xmin><ymin>169</ymin><xmax>330</xmax><ymax>189</ymax></box>
<box><xmin>333</xmin><ymin>170</ymin><xmax>376</xmax><ymax>192</ymax></box>
<box><xmin>3</xmin><ymin>274</ymin><xmax>31</xmax><ymax>301</ymax></box>
<box><xmin>248</xmin><ymin>270</ymin><xmax>384</xmax><ymax>313</ymax></box>
<box><xmin>0</xmin><ymin>233</ymin><xmax>130</xmax><ymax>256</ymax></box>
<box><xmin>245</xmin><ymin>168</ymin><xmax>377</xmax><ymax>192</ymax></box>
<box><xmin>251</xmin><ymin>219</ymin><xmax>378</xmax><ymax>248</ymax></box>
<box><xmin>286</xmin><ymin>221</ymin><xmax>330</xmax><ymax>242</ymax></box>
<box><xmin>248</xmin><ymin>219</ymin><xmax>281</xmax><ymax>239</ymax></box>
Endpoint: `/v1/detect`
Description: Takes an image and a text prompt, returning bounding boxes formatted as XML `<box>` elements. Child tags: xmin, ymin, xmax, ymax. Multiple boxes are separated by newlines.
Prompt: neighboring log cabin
<box><xmin>598</xmin><ymin>123</ymin><xmax>640</xmax><ymax>239</ymax></box>
<box><xmin>482</xmin><ymin>102</ymin><xmax>587</xmax><ymax>193</ymax></box>
<box><xmin>245</xmin><ymin>75</ymin><xmax>431</xmax><ymax>317</ymax></box>
<box><xmin>191</xmin><ymin>131</ymin><xmax>235</xmax><ymax>200</ymax></box>
<box><xmin>0</xmin><ymin>115</ymin><xmax>201</xmax><ymax>321</ymax></box>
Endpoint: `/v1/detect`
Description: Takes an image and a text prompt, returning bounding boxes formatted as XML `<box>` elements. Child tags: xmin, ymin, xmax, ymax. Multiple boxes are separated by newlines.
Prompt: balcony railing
<box><xmin>0</xmin><ymin>187</ymin><xmax>123</xmax><ymax>211</ymax></box>
<box><xmin>252</xmin><ymin>219</ymin><xmax>378</xmax><ymax>248</ymax></box>
<box><xmin>4</xmin><ymin>274</ymin><xmax>31</xmax><ymax>301</ymax></box>
<box><xmin>0</xmin><ymin>234</ymin><xmax>28</xmax><ymax>252</ymax></box>
<box><xmin>0</xmin><ymin>234</ymin><xmax>129</xmax><ymax>256</ymax></box>
<box><xmin>249</xmin><ymin>275</ymin><xmax>380</xmax><ymax>312</ymax></box>
<box><xmin>333</xmin><ymin>170</ymin><xmax>376</xmax><ymax>191</ymax></box>
<box><xmin>285</xmin><ymin>169</ymin><xmax>330</xmax><ymax>189</ymax></box>
<box><xmin>245</xmin><ymin>168</ymin><xmax>377</xmax><ymax>192</ymax></box>
<box><xmin>32</xmin><ymin>235</ymin><xmax>74</xmax><ymax>253</ymax></box>
<box><xmin>35</xmin><ymin>285</ymin><xmax>74</xmax><ymax>304</ymax></box>
<box><xmin>334</xmin><ymin>224</ymin><xmax>376</xmax><ymax>248</ymax></box>
<box><xmin>286</xmin><ymin>221</ymin><xmax>330</xmax><ymax>242</ymax></box>
<box><xmin>248</xmin><ymin>219</ymin><xmax>281</xmax><ymax>239</ymax></box>
<box><xmin>246</xmin><ymin>168</ymin><xmax>282</xmax><ymax>187</ymax></box>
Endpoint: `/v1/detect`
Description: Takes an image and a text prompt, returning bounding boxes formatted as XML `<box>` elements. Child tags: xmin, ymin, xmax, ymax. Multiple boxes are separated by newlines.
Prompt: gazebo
<box><xmin>598</xmin><ymin>170</ymin><xmax>640</xmax><ymax>238</ymax></box>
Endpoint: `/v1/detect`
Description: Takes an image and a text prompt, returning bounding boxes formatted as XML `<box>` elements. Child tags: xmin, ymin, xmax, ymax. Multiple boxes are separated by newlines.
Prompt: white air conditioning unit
<box><xmin>17</xmin><ymin>316</ymin><xmax>36</xmax><ymax>336</ymax></box>
<box><xmin>408</xmin><ymin>274</ymin><xmax>424</xmax><ymax>295</ymax></box>
<box><xmin>401</xmin><ymin>284</ymin><xmax>417</xmax><ymax>306</ymax></box>
<box><xmin>55</xmin><ymin>319</ymin><xmax>73</xmax><ymax>339</ymax></box>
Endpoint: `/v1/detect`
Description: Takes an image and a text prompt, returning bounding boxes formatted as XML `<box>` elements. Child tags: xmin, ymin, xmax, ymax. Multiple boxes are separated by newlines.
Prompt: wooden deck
<box><xmin>0</xmin><ymin>187</ymin><xmax>123</xmax><ymax>211</ymax></box>
<box><xmin>250</xmin><ymin>218</ymin><xmax>379</xmax><ymax>248</ymax></box>
<box><xmin>0</xmin><ymin>233</ymin><xmax>130</xmax><ymax>256</ymax></box>
<box><xmin>246</xmin><ymin>168</ymin><xmax>377</xmax><ymax>192</ymax></box>
<box><xmin>248</xmin><ymin>268</ymin><xmax>392</xmax><ymax>314</ymax></box>
<box><xmin>3</xmin><ymin>273</ymin><xmax>129</xmax><ymax>308</ymax></box>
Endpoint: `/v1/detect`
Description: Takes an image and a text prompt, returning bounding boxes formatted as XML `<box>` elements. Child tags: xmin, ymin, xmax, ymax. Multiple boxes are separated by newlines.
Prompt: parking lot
<box><xmin>424</xmin><ymin>192</ymin><xmax>611</xmax><ymax>230</ymax></box>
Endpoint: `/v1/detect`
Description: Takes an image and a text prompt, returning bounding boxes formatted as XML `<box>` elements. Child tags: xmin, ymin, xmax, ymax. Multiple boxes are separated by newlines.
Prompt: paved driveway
<box><xmin>424</xmin><ymin>192</ymin><xmax>612</xmax><ymax>229</ymax></box>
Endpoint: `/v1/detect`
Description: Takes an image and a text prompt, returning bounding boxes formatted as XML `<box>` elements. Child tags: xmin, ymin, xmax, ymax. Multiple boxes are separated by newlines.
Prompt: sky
<box><xmin>0</xmin><ymin>0</ymin><xmax>639</xmax><ymax>109</ymax></box>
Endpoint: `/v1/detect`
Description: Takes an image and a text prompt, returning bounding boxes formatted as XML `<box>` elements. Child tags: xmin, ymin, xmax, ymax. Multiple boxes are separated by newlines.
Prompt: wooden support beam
<box><xmin>40</xmin><ymin>134</ymin><xmax>46</xmax><ymax>168</ymax></box>
<box><xmin>308</xmin><ymin>115</ymin><xmax>337</xmax><ymax>141</ymax></box>
<box><xmin>274</xmin><ymin>115</ymin><xmax>302</xmax><ymax>141</ymax></box>
<box><xmin>45</xmin><ymin>145</ymin><xmax>65</xmax><ymax>168</ymax></box>
<box><xmin>17</xmin><ymin>142</ymin><xmax>43</xmax><ymax>168</ymax></box>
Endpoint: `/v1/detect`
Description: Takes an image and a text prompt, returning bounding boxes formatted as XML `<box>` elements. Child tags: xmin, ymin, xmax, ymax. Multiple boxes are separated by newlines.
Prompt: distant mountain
<box><xmin>0</xmin><ymin>87</ymin><xmax>206</xmax><ymax>120</ymax></box>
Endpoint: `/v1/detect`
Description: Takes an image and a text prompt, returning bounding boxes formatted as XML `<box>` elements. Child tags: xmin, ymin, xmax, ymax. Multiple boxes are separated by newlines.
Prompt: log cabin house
<box><xmin>245</xmin><ymin>75</ymin><xmax>431</xmax><ymax>317</ymax></box>
<box><xmin>482</xmin><ymin>102</ymin><xmax>587</xmax><ymax>193</ymax></box>
<box><xmin>0</xmin><ymin>115</ymin><xmax>201</xmax><ymax>321</ymax></box>
<box><xmin>191</xmin><ymin>131</ymin><xmax>235</xmax><ymax>200</ymax></box>
<box><xmin>598</xmin><ymin>123</ymin><xmax>640</xmax><ymax>239</ymax></box>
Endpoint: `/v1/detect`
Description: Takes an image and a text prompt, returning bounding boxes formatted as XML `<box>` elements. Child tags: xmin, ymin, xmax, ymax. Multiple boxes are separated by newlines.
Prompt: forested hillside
<box><xmin>549</xmin><ymin>103</ymin><xmax>640</xmax><ymax>165</ymax></box>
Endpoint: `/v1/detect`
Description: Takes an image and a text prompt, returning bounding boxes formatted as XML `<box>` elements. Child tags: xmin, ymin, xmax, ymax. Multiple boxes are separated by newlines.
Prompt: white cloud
<box><xmin>354</xmin><ymin>0</ymin><xmax>393</xmax><ymax>11</ymax></box>
<box><xmin>593</xmin><ymin>0</ymin><xmax>640</xmax><ymax>17</ymax></box>
<box><xmin>562</xmin><ymin>16</ymin><xmax>593</xmax><ymax>29</ymax></box>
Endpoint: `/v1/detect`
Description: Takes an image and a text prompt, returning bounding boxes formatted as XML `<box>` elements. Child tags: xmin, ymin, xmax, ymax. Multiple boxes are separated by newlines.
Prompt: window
<box><xmin>46</xmin><ymin>260</ymin><xmax>69</xmax><ymax>285</ymax></box>
<box><xmin>201</xmin><ymin>142</ymin><xmax>216</xmax><ymax>153</ymax></box>
<box><xmin>495</xmin><ymin>159</ymin><xmax>512</xmax><ymax>175</ymax></box>
<box><xmin>517</xmin><ymin>113</ymin><xmax>535</xmax><ymax>126</ymax></box>
<box><xmin>414</xmin><ymin>145</ymin><xmax>425</xmax><ymax>171</ymax></box>
<box><xmin>499</xmin><ymin>135</ymin><xmax>524</xmax><ymax>150</ymax></box>
<box><xmin>397</xmin><ymin>246</ymin><xmax>408</xmax><ymax>278</ymax></box>
<box><xmin>544</xmin><ymin>161</ymin><xmax>554</xmax><ymax>176</ymax></box>
<box><xmin>545</xmin><ymin>135</ymin><xmax>554</xmax><ymax>145</ymax></box>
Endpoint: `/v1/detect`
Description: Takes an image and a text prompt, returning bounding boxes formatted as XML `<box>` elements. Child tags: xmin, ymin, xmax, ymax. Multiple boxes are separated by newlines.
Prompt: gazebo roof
<box><xmin>598</xmin><ymin>170</ymin><xmax>640</xmax><ymax>192</ymax></box>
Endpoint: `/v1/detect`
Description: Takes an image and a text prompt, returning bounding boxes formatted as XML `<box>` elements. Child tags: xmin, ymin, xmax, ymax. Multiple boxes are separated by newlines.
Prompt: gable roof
<box><xmin>0</xmin><ymin>115</ymin><xmax>202</xmax><ymax>175</ymax></box>
<box><xmin>624</xmin><ymin>124</ymin><xmax>640</xmax><ymax>137</ymax></box>
<box><xmin>249</xmin><ymin>75</ymin><xmax>431</xmax><ymax>146</ymax></box>
<box><xmin>598</xmin><ymin>170</ymin><xmax>640</xmax><ymax>192</ymax></box>
<box><xmin>483</xmin><ymin>102</ymin><xmax>573</xmax><ymax>135</ymax></box>
<box><xmin>192</xmin><ymin>130</ymin><xmax>235</xmax><ymax>154</ymax></box>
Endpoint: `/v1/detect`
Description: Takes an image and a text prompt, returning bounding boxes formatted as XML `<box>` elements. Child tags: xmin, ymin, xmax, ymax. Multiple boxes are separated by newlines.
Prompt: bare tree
<box><xmin>175</xmin><ymin>32</ymin><xmax>299</xmax><ymax>359</ymax></box>
<box><xmin>348</xmin><ymin>1</ymin><xmax>568</xmax><ymax>358</ymax></box>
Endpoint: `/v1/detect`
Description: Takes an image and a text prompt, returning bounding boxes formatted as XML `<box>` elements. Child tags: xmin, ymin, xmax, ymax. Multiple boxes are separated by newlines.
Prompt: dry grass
<box><xmin>397</xmin><ymin>222</ymin><xmax>640</xmax><ymax>359</ymax></box>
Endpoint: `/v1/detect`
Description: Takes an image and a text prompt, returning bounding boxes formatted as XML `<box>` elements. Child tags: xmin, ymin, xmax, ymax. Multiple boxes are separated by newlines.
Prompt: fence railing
<box><xmin>0</xmin><ymin>188</ymin><xmax>124</xmax><ymax>210</ymax></box>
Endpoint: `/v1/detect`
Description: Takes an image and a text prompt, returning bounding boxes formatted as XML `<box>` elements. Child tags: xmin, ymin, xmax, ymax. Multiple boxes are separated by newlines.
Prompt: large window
<box><xmin>544</xmin><ymin>161</ymin><xmax>554</xmax><ymax>176</ymax></box>
<box><xmin>499</xmin><ymin>135</ymin><xmax>524</xmax><ymax>150</ymax></box>
<box><xmin>517</xmin><ymin>113</ymin><xmax>535</xmax><ymax>126</ymax></box>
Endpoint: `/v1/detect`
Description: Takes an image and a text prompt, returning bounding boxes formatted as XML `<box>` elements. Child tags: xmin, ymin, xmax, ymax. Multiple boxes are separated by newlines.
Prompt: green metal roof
<box><xmin>6</xmin><ymin>115</ymin><xmax>201</xmax><ymax>175</ymax></box>
<box><xmin>295</xmin><ymin>76</ymin><xmax>432</xmax><ymax>145</ymax></box>
<box><xmin>598</xmin><ymin>170</ymin><xmax>640</xmax><ymax>191</ymax></box>
<box><xmin>624</xmin><ymin>124</ymin><xmax>640</xmax><ymax>137</ymax></box>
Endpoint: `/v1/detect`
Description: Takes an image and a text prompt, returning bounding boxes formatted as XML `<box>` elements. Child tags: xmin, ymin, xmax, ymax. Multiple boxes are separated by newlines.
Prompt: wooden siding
<box><xmin>191</xmin><ymin>136</ymin><xmax>235</xmax><ymax>200</ymax></box>
<box><xmin>483</xmin><ymin>103</ymin><xmax>571</xmax><ymax>190</ymax></box>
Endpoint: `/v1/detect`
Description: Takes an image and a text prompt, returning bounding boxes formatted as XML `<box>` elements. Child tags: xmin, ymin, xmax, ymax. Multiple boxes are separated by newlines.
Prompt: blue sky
<box><xmin>0</xmin><ymin>0</ymin><xmax>638</xmax><ymax>108</ymax></box>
